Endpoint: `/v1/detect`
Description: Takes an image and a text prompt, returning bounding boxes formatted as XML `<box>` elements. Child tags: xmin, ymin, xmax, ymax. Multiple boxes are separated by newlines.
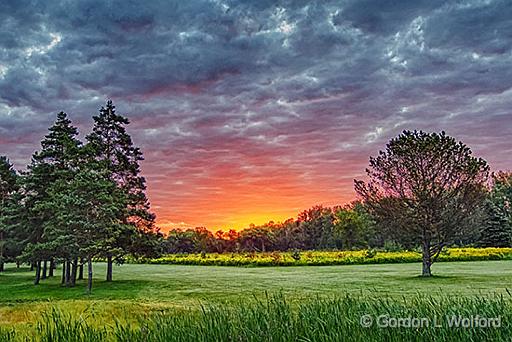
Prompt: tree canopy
<box><xmin>355</xmin><ymin>130</ymin><xmax>489</xmax><ymax>276</ymax></box>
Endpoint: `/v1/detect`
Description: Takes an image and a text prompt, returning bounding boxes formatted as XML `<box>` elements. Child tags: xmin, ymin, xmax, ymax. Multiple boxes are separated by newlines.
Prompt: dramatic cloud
<box><xmin>1</xmin><ymin>0</ymin><xmax>511</xmax><ymax>230</ymax></box>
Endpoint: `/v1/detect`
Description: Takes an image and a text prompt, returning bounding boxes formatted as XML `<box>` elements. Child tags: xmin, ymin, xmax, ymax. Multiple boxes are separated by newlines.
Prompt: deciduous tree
<box><xmin>355</xmin><ymin>131</ymin><xmax>489</xmax><ymax>276</ymax></box>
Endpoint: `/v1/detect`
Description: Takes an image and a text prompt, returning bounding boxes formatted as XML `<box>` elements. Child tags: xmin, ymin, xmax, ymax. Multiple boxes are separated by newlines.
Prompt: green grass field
<box><xmin>2</xmin><ymin>260</ymin><xmax>512</xmax><ymax>329</ymax></box>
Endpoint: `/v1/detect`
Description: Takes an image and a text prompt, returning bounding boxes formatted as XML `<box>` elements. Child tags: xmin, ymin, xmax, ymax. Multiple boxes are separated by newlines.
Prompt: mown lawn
<box><xmin>1</xmin><ymin>260</ymin><xmax>512</xmax><ymax>327</ymax></box>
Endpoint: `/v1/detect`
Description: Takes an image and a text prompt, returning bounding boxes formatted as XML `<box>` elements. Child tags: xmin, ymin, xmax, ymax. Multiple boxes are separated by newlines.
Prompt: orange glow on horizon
<box><xmin>153</xmin><ymin>194</ymin><xmax>354</xmax><ymax>233</ymax></box>
<box><xmin>141</xmin><ymin>133</ymin><xmax>365</xmax><ymax>234</ymax></box>
<box><xmin>158</xmin><ymin>212</ymin><xmax>295</xmax><ymax>232</ymax></box>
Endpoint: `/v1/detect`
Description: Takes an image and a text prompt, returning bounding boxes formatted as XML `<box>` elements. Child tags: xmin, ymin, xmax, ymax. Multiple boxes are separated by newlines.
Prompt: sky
<box><xmin>1</xmin><ymin>0</ymin><xmax>511</xmax><ymax>231</ymax></box>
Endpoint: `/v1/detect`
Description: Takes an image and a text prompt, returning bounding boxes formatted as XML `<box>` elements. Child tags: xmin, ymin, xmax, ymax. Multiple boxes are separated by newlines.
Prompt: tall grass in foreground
<box><xmin>2</xmin><ymin>293</ymin><xmax>512</xmax><ymax>341</ymax></box>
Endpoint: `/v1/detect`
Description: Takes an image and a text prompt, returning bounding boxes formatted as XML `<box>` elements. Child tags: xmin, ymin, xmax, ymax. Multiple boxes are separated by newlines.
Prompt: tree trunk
<box><xmin>42</xmin><ymin>260</ymin><xmax>47</xmax><ymax>279</ymax></box>
<box><xmin>65</xmin><ymin>260</ymin><xmax>71</xmax><ymax>287</ymax></box>
<box><xmin>61</xmin><ymin>262</ymin><xmax>66</xmax><ymax>285</ymax></box>
<box><xmin>34</xmin><ymin>261</ymin><xmax>41</xmax><ymax>285</ymax></box>
<box><xmin>421</xmin><ymin>241</ymin><xmax>432</xmax><ymax>277</ymax></box>
<box><xmin>70</xmin><ymin>258</ymin><xmax>78</xmax><ymax>287</ymax></box>
<box><xmin>87</xmin><ymin>257</ymin><xmax>93</xmax><ymax>294</ymax></box>
<box><xmin>49</xmin><ymin>259</ymin><xmax>55</xmax><ymax>277</ymax></box>
<box><xmin>78</xmin><ymin>261</ymin><xmax>84</xmax><ymax>280</ymax></box>
<box><xmin>30</xmin><ymin>262</ymin><xmax>34</xmax><ymax>272</ymax></box>
<box><xmin>16</xmin><ymin>261</ymin><xmax>20</xmax><ymax>268</ymax></box>
<box><xmin>0</xmin><ymin>230</ymin><xmax>4</xmax><ymax>272</ymax></box>
<box><xmin>106</xmin><ymin>253</ymin><xmax>113</xmax><ymax>282</ymax></box>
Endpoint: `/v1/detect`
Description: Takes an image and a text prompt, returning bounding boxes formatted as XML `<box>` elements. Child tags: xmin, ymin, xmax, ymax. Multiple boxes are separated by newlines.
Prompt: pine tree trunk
<box><xmin>87</xmin><ymin>257</ymin><xmax>93</xmax><ymax>294</ymax></box>
<box><xmin>65</xmin><ymin>260</ymin><xmax>71</xmax><ymax>287</ymax></box>
<box><xmin>422</xmin><ymin>241</ymin><xmax>432</xmax><ymax>277</ymax></box>
<box><xmin>42</xmin><ymin>260</ymin><xmax>47</xmax><ymax>279</ymax></box>
<box><xmin>61</xmin><ymin>262</ymin><xmax>66</xmax><ymax>285</ymax></box>
<box><xmin>70</xmin><ymin>258</ymin><xmax>78</xmax><ymax>287</ymax></box>
<box><xmin>78</xmin><ymin>262</ymin><xmax>84</xmax><ymax>280</ymax></box>
<box><xmin>34</xmin><ymin>261</ymin><xmax>42</xmax><ymax>285</ymax></box>
<box><xmin>49</xmin><ymin>259</ymin><xmax>55</xmax><ymax>277</ymax></box>
<box><xmin>106</xmin><ymin>254</ymin><xmax>113</xmax><ymax>282</ymax></box>
<box><xmin>0</xmin><ymin>230</ymin><xmax>4</xmax><ymax>273</ymax></box>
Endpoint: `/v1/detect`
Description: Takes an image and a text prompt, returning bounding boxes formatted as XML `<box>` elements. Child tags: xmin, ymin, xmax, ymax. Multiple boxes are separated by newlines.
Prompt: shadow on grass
<box><xmin>383</xmin><ymin>274</ymin><xmax>460</xmax><ymax>283</ymax></box>
<box><xmin>413</xmin><ymin>274</ymin><xmax>457</xmax><ymax>280</ymax></box>
<box><xmin>1</xmin><ymin>266</ymin><xmax>32</xmax><ymax>274</ymax></box>
<box><xmin>0</xmin><ymin>278</ymin><xmax>156</xmax><ymax>304</ymax></box>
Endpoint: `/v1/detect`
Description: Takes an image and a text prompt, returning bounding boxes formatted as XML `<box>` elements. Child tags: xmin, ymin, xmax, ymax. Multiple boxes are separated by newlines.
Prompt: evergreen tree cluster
<box><xmin>0</xmin><ymin>101</ymin><xmax>162</xmax><ymax>292</ymax></box>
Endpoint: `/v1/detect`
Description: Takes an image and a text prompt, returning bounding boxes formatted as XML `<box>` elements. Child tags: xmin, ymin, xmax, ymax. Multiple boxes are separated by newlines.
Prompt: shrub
<box><xmin>365</xmin><ymin>249</ymin><xmax>377</xmax><ymax>258</ymax></box>
<box><xmin>291</xmin><ymin>249</ymin><xmax>301</xmax><ymax>261</ymax></box>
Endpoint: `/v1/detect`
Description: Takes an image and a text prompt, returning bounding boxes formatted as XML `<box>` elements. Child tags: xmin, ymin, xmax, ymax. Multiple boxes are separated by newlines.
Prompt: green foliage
<box><xmin>334</xmin><ymin>202</ymin><xmax>376</xmax><ymax>249</ymax></box>
<box><xmin>0</xmin><ymin>157</ymin><xmax>17</xmax><ymax>197</ymax></box>
<box><xmin>480</xmin><ymin>172</ymin><xmax>512</xmax><ymax>247</ymax></box>
<box><xmin>0</xmin><ymin>156</ymin><xmax>18</xmax><ymax>271</ymax></box>
<box><xmin>383</xmin><ymin>240</ymin><xmax>403</xmax><ymax>252</ymax></box>
<box><xmin>45</xmin><ymin>168</ymin><xmax>129</xmax><ymax>260</ymax></box>
<box><xmin>85</xmin><ymin>101</ymin><xmax>159</xmax><ymax>277</ymax></box>
<box><xmin>365</xmin><ymin>248</ymin><xmax>377</xmax><ymax>258</ymax></box>
<box><xmin>297</xmin><ymin>205</ymin><xmax>336</xmax><ymax>249</ymax></box>
<box><xmin>20</xmin><ymin>112</ymin><xmax>82</xmax><ymax>265</ymax></box>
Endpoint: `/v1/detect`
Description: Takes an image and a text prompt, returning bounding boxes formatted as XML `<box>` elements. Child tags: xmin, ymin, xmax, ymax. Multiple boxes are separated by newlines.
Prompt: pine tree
<box><xmin>22</xmin><ymin>112</ymin><xmax>82</xmax><ymax>284</ymax></box>
<box><xmin>0</xmin><ymin>156</ymin><xmax>18</xmax><ymax>272</ymax></box>
<box><xmin>86</xmin><ymin>101</ymin><xmax>156</xmax><ymax>281</ymax></box>
<box><xmin>45</xmin><ymin>166</ymin><xmax>128</xmax><ymax>293</ymax></box>
<box><xmin>480</xmin><ymin>172</ymin><xmax>512</xmax><ymax>247</ymax></box>
<box><xmin>480</xmin><ymin>200</ymin><xmax>511</xmax><ymax>247</ymax></box>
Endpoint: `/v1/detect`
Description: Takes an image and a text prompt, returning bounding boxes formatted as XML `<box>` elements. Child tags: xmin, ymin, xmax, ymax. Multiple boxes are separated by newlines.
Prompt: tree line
<box><xmin>163</xmin><ymin>203</ymin><xmax>374</xmax><ymax>254</ymax></box>
<box><xmin>0</xmin><ymin>101</ymin><xmax>162</xmax><ymax>292</ymax></box>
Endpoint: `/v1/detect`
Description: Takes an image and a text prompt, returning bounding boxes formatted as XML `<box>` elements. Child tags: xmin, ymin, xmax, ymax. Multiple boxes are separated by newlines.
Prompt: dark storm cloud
<box><xmin>1</xmin><ymin>0</ymin><xmax>511</xmax><ymax>228</ymax></box>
